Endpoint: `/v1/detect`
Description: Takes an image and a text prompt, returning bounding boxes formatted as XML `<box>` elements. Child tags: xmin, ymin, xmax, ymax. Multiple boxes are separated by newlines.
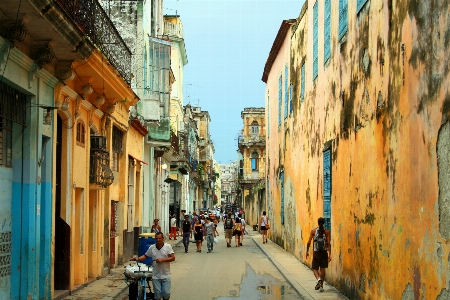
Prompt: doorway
<box><xmin>54</xmin><ymin>115</ymin><xmax>70</xmax><ymax>290</ymax></box>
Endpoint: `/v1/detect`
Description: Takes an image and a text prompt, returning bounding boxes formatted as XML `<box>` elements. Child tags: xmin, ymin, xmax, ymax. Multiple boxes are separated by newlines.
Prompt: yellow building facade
<box><xmin>53</xmin><ymin>49</ymin><xmax>144</xmax><ymax>294</ymax></box>
<box><xmin>264</xmin><ymin>1</ymin><xmax>450</xmax><ymax>299</ymax></box>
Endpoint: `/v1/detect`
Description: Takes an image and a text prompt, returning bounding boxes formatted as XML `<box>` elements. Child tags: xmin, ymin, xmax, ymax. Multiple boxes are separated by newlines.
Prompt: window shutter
<box><xmin>324</xmin><ymin>0</ymin><xmax>331</xmax><ymax>62</ymax></box>
<box><xmin>289</xmin><ymin>84</ymin><xmax>293</xmax><ymax>115</ymax></box>
<box><xmin>284</xmin><ymin>65</ymin><xmax>288</xmax><ymax>119</ymax></box>
<box><xmin>357</xmin><ymin>0</ymin><xmax>369</xmax><ymax>14</ymax></box>
<box><xmin>313</xmin><ymin>1</ymin><xmax>319</xmax><ymax>79</ymax></box>
<box><xmin>339</xmin><ymin>0</ymin><xmax>348</xmax><ymax>40</ymax></box>
<box><xmin>278</xmin><ymin>76</ymin><xmax>282</xmax><ymax>126</ymax></box>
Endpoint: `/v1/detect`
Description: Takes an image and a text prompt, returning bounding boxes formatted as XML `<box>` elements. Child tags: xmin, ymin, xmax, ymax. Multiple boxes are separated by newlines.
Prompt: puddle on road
<box><xmin>214</xmin><ymin>264</ymin><xmax>302</xmax><ymax>300</ymax></box>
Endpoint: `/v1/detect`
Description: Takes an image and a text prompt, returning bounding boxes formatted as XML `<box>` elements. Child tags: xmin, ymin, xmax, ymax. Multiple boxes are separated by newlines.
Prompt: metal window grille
<box><xmin>324</xmin><ymin>0</ymin><xmax>331</xmax><ymax>63</ymax></box>
<box><xmin>313</xmin><ymin>1</ymin><xmax>319</xmax><ymax>79</ymax></box>
<box><xmin>339</xmin><ymin>0</ymin><xmax>348</xmax><ymax>40</ymax></box>
<box><xmin>0</xmin><ymin>82</ymin><xmax>27</xmax><ymax>167</ymax></box>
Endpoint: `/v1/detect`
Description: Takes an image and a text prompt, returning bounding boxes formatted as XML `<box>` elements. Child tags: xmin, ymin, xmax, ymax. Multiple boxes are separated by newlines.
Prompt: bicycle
<box><xmin>124</xmin><ymin>260</ymin><xmax>153</xmax><ymax>300</ymax></box>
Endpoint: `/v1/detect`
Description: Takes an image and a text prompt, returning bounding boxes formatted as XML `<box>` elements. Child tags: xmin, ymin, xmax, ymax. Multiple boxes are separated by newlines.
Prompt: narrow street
<box><xmin>116</xmin><ymin>230</ymin><xmax>301</xmax><ymax>300</ymax></box>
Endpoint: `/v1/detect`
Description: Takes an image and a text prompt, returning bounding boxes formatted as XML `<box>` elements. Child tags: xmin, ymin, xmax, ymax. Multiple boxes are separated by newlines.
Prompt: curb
<box><xmin>252</xmin><ymin>236</ymin><xmax>313</xmax><ymax>300</ymax></box>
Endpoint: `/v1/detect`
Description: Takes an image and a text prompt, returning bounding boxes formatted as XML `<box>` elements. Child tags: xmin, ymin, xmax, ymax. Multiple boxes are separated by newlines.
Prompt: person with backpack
<box><xmin>306</xmin><ymin>217</ymin><xmax>331</xmax><ymax>292</ymax></box>
<box><xmin>224</xmin><ymin>212</ymin><xmax>234</xmax><ymax>247</ymax></box>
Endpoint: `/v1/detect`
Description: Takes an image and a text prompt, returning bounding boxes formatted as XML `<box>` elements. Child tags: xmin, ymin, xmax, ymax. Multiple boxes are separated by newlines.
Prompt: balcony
<box><xmin>89</xmin><ymin>136</ymin><xmax>114</xmax><ymax>189</ymax></box>
<box><xmin>238</xmin><ymin>134</ymin><xmax>266</xmax><ymax>148</ymax></box>
<box><xmin>56</xmin><ymin>0</ymin><xmax>132</xmax><ymax>85</ymax></box>
<box><xmin>147</xmin><ymin>117</ymin><xmax>171</xmax><ymax>147</ymax></box>
<box><xmin>163</xmin><ymin>21</ymin><xmax>184</xmax><ymax>40</ymax></box>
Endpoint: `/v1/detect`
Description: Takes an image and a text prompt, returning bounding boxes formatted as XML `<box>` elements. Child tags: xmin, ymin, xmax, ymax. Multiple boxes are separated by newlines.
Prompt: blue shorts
<box><xmin>153</xmin><ymin>278</ymin><xmax>171</xmax><ymax>299</ymax></box>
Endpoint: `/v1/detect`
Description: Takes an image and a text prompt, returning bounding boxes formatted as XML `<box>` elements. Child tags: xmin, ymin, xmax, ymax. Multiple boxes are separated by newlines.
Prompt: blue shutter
<box><xmin>313</xmin><ymin>1</ymin><xmax>319</xmax><ymax>79</ymax></box>
<box><xmin>323</xmin><ymin>150</ymin><xmax>332</xmax><ymax>231</ymax></box>
<box><xmin>280</xmin><ymin>172</ymin><xmax>285</xmax><ymax>224</ymax></box>
<box><xmin>289</xmin><ymin>84</ymin><xmax>293</xmax><ymax>115</ymax></box>
<box><xmin>251</xmin><ymin>158</ymin><xmax>256</xmax><ymax>170</ymax></box>
<box><xmin>301</xmin><ymin>64</ymin><xmax>305</xmax><ymax>102</ymax></box>
<box><xmin>278</xmin><ymin>76</ymin><xmax>282</xmax><ymax>126</ymax></box>
<box><xmin>284</xmin><ymin>65</ymin><xmax>288</xmax><ymax>118</ymax></box>
<box><xmin>357</xmin><ymin>0</ymin><xmax>368</xmax><ymax>14</ymax></box>
<box><xmin>339</xmin><ymin>0</ymin><xmax>348</xmax><ymax>40</ymax></box>
<box><xmin>324</xmin><ymin>0</ymin><xmax>331</xmax><ymax>63</ymax></box>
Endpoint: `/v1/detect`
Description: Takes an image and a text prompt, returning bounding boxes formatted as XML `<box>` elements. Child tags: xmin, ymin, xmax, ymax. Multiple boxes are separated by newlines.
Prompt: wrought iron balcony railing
<box><xmin>56</xmin><ymin>0</ymin><xmax>132</xmax><ymax>85</ymax></box>
<box><xmin>170</xmin><ymin>131</ymin><xmax>179</xmax><ymax>156</ymax></box>
<box><xmin>89</xmin><ymin>136</ymin><xmax>114</xmax><ymax>188</ymax></box>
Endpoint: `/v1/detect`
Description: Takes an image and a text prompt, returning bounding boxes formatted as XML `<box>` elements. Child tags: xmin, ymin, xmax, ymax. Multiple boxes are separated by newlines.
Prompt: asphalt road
<box><xmin>117</xmin><ymin>230</ymin><xmax>300</xmax><ymax>300</ymax></box>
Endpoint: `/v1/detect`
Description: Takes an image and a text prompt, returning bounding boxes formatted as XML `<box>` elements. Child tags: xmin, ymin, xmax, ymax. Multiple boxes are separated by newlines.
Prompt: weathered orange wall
<box><xmin>266</xmin><ymin>1</ymin><xmax>450</xmax><ymax>299</ymax></box>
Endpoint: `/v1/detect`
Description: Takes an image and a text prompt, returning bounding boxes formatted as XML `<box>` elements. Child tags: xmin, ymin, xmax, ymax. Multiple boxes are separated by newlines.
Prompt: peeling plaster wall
<box><xmin>265</xmin><ymin>0</ymin><xmax>450</xmax><ymax>299</ymax></box>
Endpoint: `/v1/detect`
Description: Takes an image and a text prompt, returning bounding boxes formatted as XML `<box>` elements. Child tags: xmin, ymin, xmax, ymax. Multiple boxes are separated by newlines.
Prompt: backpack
<box><xmin>314</xmin><ymin>228</ymin><xmax>327</xmax><ymax>251</ymax></box>
<box><xmin>225</xmin><ymin>217</ymin><xmax>233</xmax><ymax>229</ymax></box>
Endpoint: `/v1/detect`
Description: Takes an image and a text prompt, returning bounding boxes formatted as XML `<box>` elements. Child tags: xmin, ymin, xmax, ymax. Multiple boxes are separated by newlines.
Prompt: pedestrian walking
<box><xmin>151</xmin><ymin>219</ymin><xmax>162</xmax><ymax>233</ymax></box>
<box><xmin>193</xmin><ymin>218</ymin><xmax>203</xmax><ymax>252</ymax></box>
<box><xmin>131</xmin><ymin>232</ymin><xmax>175</xmax><ymax>300</ymax></box>
<box><xmin>259</xmin><ymin>211</ymin><xmax>269</xmax><ymax>244</ymax></box>
<box><xmin>233</xmin><ymin>215</ymin><xmax>242</xmax><ymax>247</ymax></box>
<box><xmin>169</xmin><ymin>215</ymin><xmax>177</xmax><ymax>240</ymax></box>
<box><xmin>181</xmin><ymin>215</ymin><xmax>192</xmax><ymax>253</ymax></box>
<box><xmin>224</xmin><ymin>212</ymin><xmax>234</xmax><ymax>247</ymax></box>
<box><xmin>306</xmin><ymin>217</ymin><xmax>331</xmax><ymax>292</ymax></box>
<box><xmin>204</xmin><ymin>217</ymin><xmax>216</xmax><ymax>253</ymax></box>
<box><xmin>239</xmin><ymin>213</ymin><xmax>246</xmax><ymax>246</ymax></box>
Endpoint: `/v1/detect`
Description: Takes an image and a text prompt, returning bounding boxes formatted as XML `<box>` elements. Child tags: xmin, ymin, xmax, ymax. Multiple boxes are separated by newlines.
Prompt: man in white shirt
<box><xmin>131</xmin><ymin>232</ymin><xmax>175</xmax><ymax>300</ymax></box>
<box><xmin>169</xmin><ymin>215</ymin><xmax>177</xmax><ymax>240</ymax></box>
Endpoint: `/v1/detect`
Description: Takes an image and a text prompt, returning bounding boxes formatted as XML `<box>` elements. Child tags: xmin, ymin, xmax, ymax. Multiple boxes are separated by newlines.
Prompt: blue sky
<box><xmin>164</xmin><ymin>0</ymin><xmax>305</xmax><ymax>164</ymax></box>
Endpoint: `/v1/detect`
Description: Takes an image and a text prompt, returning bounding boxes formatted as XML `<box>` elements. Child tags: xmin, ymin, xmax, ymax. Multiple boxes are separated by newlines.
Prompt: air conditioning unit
<box><xmin>91</xmin><ymin>136</ymin><xmax>107</xmax><ymax>149</ymax></box>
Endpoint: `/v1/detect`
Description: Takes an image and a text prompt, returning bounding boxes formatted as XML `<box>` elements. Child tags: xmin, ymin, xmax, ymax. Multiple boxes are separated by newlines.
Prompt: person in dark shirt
<box><xmin>181</xmin><ymin>215</ymin><xmax>192</xmax><ymax>253</ymax></box>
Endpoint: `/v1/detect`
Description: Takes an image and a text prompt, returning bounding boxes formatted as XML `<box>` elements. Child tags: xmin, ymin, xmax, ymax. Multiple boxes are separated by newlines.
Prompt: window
<box><xmin>357</xmin><ymin>0</ymin><xmax>369</xmax><ymax>14</ymax></box>
<box><xmin>111</xmin><ymin>126</ymin><xmax>123</xmax><ymax>172</ymax></box>
<box><xmin>250</xmin><ymin>120</ymin><xmax>259</xmax><ymax>134</ymax></box>
<box><xmin>284</xmin><ymin>65</ymin><xmax>289</xmax><ymax>119</ymax></box>
<box><xmin>324</xmin><ymin>0</ymin><xmax>331</xmax><ymax>63</ymax></box>
<box><xmin>251</xmin><ymin>152</ymin><xmax>259</xmax><ymax>171</ymax></box>
<box><xmin>278</xmin><ymin>75</ymin><xmax>282</xmax><ymax>126</ymax></box>
<box><xmin>0</xmin><ymin>117</ymin><xmax>12</xmax><ymax>167</ymax></box>
<box><xmin>0</xmin><ymin>82</ymin><xmax>27</xmax><ymax>168</ymax></box>
<box><xmin>301</xmin><ymin>63</ymin><xmax>305</xmax><ymax>102</ymax></box>
<box><xmin>76</xmin><ymin>121</ymin><xmax>85</xmax><ymax>147</ymax></box>
<box><xmin>339</xmin><ymin>0</ymin><xmax>348</xmax><ymax>40</ymax></box>
<box><xmin>289</xmin><ymin>84</ymin><xmax>293</xmax><ymax>115</ymax></box>
<box><xmin>313</xmin><ymin>1</ymin><xmax>319</xmax><ymax>79</ymax></box>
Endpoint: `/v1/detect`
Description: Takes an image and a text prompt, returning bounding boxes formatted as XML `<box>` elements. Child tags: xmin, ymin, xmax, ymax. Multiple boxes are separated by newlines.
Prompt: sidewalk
<box><xmin>248</xmin><ymin>230</ymin><xmax>348</xmax><ymax>300</ymax></box>
<box><xmin>59</xmin><ymin>235</ymin><xmax>182</xmax><ymax>300</ymax></box>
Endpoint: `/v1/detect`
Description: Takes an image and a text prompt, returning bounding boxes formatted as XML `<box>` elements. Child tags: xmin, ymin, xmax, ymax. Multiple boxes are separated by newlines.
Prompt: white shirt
<box><xmin>170</xmin><ymin>217</ymin><xmax>176</xmax><ymax>227</ymax></box>
<box><xmin>144</xmin><ymin>243</ymin><xmax>174</xmax><ymax>279</ymax></box>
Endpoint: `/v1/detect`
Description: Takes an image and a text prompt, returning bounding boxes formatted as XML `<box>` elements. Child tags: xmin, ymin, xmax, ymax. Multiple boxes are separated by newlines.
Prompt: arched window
<box><xmin>251</xmin><ymin>120</ymin><xmax>259</xmax><ymax>134</ymax></box>
<box><xmin>76</xmin><ymin>121</ymin><xmax>85</xmax><ymax>147</ymax></box>
<box><xmin>251</xmin><ymin>151</ymin><xmax>259</xmax><ymax>171</ymax></box>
